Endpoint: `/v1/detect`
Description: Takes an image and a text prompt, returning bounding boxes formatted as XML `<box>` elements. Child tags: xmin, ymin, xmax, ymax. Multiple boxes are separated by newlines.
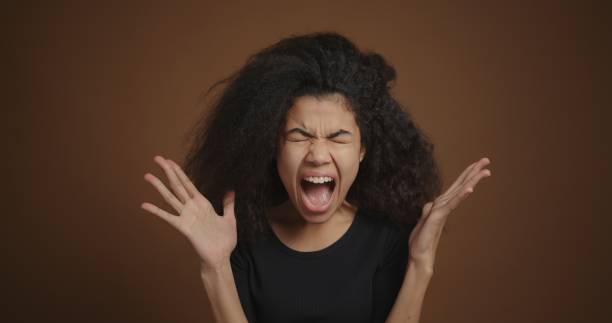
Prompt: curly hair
<box><xmin>183</xmin><ymin>31</ymin><xmax>443</xmax><ymax>247</ymax></box>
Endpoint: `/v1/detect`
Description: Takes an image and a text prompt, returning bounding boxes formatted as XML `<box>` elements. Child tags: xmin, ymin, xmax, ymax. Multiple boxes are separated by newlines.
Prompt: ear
<box><xmin>359</xmin><ymin>146</ymin><xmax>366</xmax><ymax>162</ymax></box>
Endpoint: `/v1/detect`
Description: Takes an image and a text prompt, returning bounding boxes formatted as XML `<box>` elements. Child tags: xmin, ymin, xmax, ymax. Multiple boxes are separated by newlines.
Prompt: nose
<box><xmin>305</xmin><ymin>140</ymin><xmax>332</xmax><ymax>166</ymax></box>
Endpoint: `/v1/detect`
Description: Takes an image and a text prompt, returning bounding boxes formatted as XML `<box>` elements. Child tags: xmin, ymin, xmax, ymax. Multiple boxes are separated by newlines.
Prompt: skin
<box><xmin>267</xmin><ymin>93</ymin><xmax>365</xmax><ymax>250</ymax></box>
<box><xmin>384</xmin><ymin>157</ymin><xmax>492</xmax><ymax>323</ymax></box>
<box><xmin>408</xmin><ymin>157</ymin><xmax>492</xmax><ymax>272</ymax></box>
<box><xmin>140</xmin><ymin>95</ymin><xmax>493</xmax><ymax>323</ymax></box>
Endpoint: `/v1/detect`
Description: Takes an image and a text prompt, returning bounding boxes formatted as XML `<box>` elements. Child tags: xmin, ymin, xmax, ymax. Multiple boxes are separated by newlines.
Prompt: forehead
<box><xmin>284</xmin><ymin>94</ymin><xmax>357</xmax><ymax>128</ymax></box>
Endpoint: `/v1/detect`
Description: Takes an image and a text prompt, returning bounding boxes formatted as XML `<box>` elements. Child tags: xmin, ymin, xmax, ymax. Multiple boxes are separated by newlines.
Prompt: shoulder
<box><xmin>357</xmin><ymin>208</ymin><xmax>413</xmax><ymax>261</ymax></box>
<box><xmin>358</xmin><ymin>207</ymin><xmax>413</xmax><ymax>236</ymax></box>
<box><xmin>230</xmin><ymin>241</ymin><xmax>253</xmax><ymax>271</ymax></box>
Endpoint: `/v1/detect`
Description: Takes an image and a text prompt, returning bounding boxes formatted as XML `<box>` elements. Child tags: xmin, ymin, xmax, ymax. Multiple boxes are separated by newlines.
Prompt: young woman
<box><xmin>141</xmin><ymin>32</ymin><xmax>492</xmax><ymax>323</ymax></box>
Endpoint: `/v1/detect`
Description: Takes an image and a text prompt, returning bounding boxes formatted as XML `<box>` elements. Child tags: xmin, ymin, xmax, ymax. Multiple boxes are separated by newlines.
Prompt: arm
<box><xmin>141</xmin><ymin>158</ymin><xmax>249</xmax><ymax>322</ymax></box>
<box><xmin>384</xmin><ymin>261</ymin><xmax>433</xmax><ymax>323</ymax></box>
<box><xmin>384</xmin><ymin>158</ymin><xmax>493</xmax><ymax>322</ymax></box>
<box><xmin>370</xmin><ymin>225</ymin><xmax>432</xmax><ymax>323</ymax></box>
<box><xmin>200</xmin><ymin>262</ymin><xmax>250</xmax><ymax>323</ymax></box>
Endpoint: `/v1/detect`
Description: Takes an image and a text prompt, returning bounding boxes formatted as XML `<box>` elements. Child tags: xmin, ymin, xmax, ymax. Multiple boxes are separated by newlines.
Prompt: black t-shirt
<box><xmin>230</xmin><ymin>207</ymin><xmax>411</xmax><ymax>323</ymax></box>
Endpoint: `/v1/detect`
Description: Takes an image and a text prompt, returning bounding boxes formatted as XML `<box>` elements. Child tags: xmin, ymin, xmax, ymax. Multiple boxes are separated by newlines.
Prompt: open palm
<box><xmin>408</xmin><ymin>157</ymin><xmax>492</xmax><ymax>273</ymax></box>
<box><xmin>141</xmin><ymin>155</ymin><xmax>237</xmax><ymax>271</ymax></box>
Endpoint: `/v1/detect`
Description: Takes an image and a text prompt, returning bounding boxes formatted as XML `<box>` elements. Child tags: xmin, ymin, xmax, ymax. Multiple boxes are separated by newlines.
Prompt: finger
<box><xmin>420</xmin><ymin>201</ymin><xmax>435</xmax><ymax>221</ymax></box>
<box><xmin>144</xmin><ymin>173</ymin><xmax>184</xmax><ymax>213</ymax></box>
<box><xmin>166</xmin><ymin>159</ymin><xmax>202</xmax><ymax>200</ymax></box>
<box><xmin>411</xmin><ymin>201</ymin><xmax>435</xmax><ymax>239</ymax></box>
<box><xmin>445</xmin><ymin>168</ymin><xmax>491</xmax><ymax>211</ymax></box>
<box><xmin>444</xmin><ymin>162</ymin><xmax>477</xmax><ymax>194</ymax></box>
<box><xmin>140</xmin><ymin>202</ymin><xmax>180</xmax><ymax>228</ymax></box>
<box><xmin>462</xmin><ymin>168</ymin><xmax>491</xmax><ymax>193</ymax></box>
<box><xmin>222</xmin><ymin>190</ymin><xmax>236</xmax><ymax>220</ymax></box>
<box><xmin>446</xmin><ymin>157</ymin><xmax>490</xmax><ymax>197</ymax></box>
<box><xmin>154</xmin><ymin>156</ymin><xmax>191</xmax><ymax>203</ymax></box>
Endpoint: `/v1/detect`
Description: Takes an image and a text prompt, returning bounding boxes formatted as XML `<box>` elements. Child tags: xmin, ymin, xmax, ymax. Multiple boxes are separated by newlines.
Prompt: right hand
<box><xmin>141</xmin><ymin>155</ymin><xmax>237</xmax><ymax>272</ymax></box>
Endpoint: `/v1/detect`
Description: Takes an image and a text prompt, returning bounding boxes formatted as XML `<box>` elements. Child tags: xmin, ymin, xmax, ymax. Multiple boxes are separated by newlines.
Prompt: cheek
<box><xmin>333</xmin><ymin>150</ymin><xmax>361</xmax><ymax>182</ymax></box>
<box><xmin>276</xmin><ymin>147</ymin><xmax>303</xmax><ymax>181</ymax></box>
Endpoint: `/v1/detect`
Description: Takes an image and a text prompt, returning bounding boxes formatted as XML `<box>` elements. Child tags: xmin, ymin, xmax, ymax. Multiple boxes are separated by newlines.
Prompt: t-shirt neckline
<box><xmin>268</xmin><ymin>207</ymin><xmax>362</xmax><ymax>259</ymax></box>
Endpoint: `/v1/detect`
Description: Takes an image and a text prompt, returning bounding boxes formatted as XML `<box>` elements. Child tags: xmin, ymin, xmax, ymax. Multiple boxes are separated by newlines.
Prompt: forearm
<box><xmin>384</xmin><ymin>260</ymin><xmax>433</xmax><ymax>323</ymax></box>
<box><xmin>200</xmin><ymin>262</ymin><xmax>249</xmax><ymax>323</ymax></box>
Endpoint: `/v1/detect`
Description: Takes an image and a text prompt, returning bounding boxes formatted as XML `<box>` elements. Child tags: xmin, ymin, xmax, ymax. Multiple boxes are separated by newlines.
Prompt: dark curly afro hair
<box><xmin>183</xmin><ymin>31</ymin><xmax>443</xmax><ymax>247</ymax></box>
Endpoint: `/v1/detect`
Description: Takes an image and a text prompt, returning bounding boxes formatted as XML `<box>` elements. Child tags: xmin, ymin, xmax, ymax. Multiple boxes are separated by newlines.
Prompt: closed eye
<box><xmin>285</xmin><ymin>128</ymin><xmax>353</xmax><ymax>142</ymax></box>
<box><xmin>286</xmin><ymin>136</ymin><xmax>351</xmax><ymax>144</ymax></box>
<box><xmin>331</xmin><ymin>138</ymin><xmax>351</xmax><ymax>144</ymax></box>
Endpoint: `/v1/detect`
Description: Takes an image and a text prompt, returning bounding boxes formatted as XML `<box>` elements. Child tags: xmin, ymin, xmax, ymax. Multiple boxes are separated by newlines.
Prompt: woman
<box><xmin>141</xmin><ymin>32</ymin><xmax>492</xmax><ymax>323</ymax></box>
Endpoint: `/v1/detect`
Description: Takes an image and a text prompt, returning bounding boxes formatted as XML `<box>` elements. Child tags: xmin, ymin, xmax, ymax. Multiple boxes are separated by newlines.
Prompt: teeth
<box><xmin>303</xmin><ymin>176</ymin><xmax>334</xmax><ymax>184</ymax></box>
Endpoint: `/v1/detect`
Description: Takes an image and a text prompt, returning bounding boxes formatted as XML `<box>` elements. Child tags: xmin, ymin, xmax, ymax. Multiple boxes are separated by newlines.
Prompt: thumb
<box><xmin>222</xmin><ymin>190</ymin><xmax>236</xmax><ymax>219</ymax></box>
<box><xmin>422</xmin><ymin>201</ymin><xmax>434</xmax><ymax>219</ymax></box>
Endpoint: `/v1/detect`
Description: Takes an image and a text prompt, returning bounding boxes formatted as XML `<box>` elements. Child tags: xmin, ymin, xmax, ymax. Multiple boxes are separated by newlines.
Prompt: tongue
<box><xmin>302</xmin><ymin>181</ymin><xmax>333</xmax><ymax>206</ymax></box>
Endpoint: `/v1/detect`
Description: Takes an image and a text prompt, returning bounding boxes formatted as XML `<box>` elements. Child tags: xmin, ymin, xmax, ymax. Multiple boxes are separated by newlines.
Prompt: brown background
<box><xmin>7</xmin><ymin>1</ymin><xmax>610</xmax><ymax>322</ymax></box>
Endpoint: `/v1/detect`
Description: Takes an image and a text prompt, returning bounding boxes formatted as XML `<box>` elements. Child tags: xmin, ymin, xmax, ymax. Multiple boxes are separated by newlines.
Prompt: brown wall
<box><xmin>8</xmin><ymin>1</ymin><xmax>610</xmax><ymax>322</ymax></box>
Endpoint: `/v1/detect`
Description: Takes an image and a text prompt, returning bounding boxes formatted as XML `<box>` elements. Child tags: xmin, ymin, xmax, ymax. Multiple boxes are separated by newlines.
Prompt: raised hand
<box><xmin>408</xmin><ymin>157</ymin><xmax>492</xmax><ymax>273</ymax></box>
<box><xmin>141</xmin><ymin>155</ymin><xmax>237</xmax><ymax>271</ymax></box>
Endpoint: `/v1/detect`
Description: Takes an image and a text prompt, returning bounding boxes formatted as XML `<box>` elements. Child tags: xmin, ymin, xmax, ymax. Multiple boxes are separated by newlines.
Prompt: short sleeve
<box><xmin>230</xmin><ymin>245</ymin><xmax>258</xmax><ymax>323</ymax></box>
<box><xmin>370</xmin><ymin>225</ymin><xmax>410</xmax><ymax>323</ymax></box>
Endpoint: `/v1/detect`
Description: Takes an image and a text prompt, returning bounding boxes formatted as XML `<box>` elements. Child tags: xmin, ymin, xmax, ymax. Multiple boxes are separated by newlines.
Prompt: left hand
<box><xmin>408</xmin><ymin>157</ymin><xmax>492</xmax><ymax>273</ymax></box>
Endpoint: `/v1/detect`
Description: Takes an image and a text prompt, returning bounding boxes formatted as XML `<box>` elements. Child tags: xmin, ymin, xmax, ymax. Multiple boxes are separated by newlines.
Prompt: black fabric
<box><xmin>230</xmin><ymin>208</ymin><xmax>411</xmax><ymax>323</ymax></box>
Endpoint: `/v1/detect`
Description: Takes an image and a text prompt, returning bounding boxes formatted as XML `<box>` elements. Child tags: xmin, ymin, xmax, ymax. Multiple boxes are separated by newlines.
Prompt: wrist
<box><xmin>200</xmin><ymin>260</ymin><xmax>232</xmax><ymax>277</ymax></box>
<box><xmin>408</xmin><ymin>258</ymin><xmax>435</xmax><ymax>278</ymax></box>
<box><xmin>199</xmin><ymin>261</ymin><xmax>234</xmax><ymax>292</ymax></box>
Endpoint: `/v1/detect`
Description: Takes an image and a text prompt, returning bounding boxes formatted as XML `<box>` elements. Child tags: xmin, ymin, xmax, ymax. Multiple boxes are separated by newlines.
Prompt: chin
<box><xmin>296</xmin><ymin>205</ymin><xmax>337</xmax><ymax>223</ymax></box>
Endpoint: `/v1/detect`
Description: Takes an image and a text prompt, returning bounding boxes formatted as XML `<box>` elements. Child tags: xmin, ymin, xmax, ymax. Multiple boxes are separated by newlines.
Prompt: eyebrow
<box><xmin>285</xmin><ymin>128</ymin><xmax>353</xmax><ymax>139</ymax></box>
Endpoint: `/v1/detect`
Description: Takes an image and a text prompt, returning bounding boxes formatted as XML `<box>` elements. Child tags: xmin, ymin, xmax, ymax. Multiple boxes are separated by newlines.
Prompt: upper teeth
<box><xmin>304</xmin><ymin>176</ymin><xmax>334</xmax><ymax>184</ymax></box>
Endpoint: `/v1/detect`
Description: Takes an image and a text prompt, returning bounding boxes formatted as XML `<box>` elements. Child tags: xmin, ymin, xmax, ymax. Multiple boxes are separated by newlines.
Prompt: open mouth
<box><xmin>299</xmin><ymin>177</ymin><xmax>337</xmax><ymax>213</ymax></box>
